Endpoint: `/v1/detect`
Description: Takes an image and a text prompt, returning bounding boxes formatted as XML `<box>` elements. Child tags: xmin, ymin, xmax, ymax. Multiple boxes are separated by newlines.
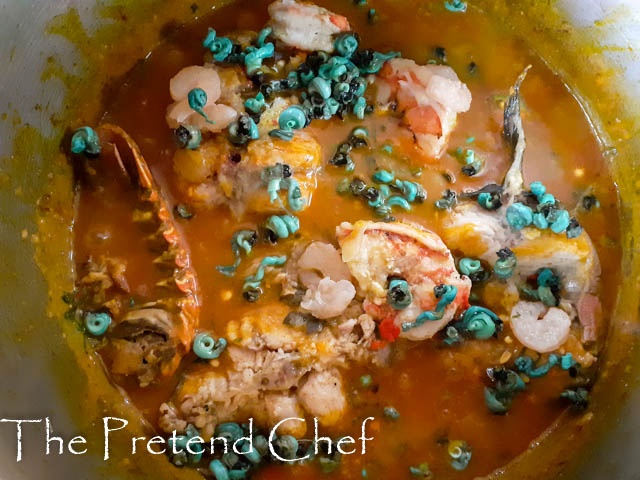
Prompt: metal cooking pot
<box><xmin>1</xmin><ymin>0</ymin><xmax>638</xmax><ymax>478</ymax></box>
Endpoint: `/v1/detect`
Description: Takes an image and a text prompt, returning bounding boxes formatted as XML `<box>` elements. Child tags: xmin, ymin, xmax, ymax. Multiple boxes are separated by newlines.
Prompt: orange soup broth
<box><xmin>73</xmin><ymin>0</ymin><xmax>621</xmax><ymax>477</ymax></box>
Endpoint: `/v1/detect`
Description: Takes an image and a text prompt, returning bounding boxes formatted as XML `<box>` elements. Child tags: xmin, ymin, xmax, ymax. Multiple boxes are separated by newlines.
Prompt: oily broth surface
<box><xmin>73</xmin><ymin>0</ymin><xmax>621</xmax><ymax>477</ymax></box>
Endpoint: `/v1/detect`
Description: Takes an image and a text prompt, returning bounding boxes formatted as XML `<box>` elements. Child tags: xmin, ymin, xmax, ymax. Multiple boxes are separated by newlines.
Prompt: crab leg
<box><xmin>86</xmin><ymin>125</ymin><xmax>200</xmax><ymax>384</ymax></box>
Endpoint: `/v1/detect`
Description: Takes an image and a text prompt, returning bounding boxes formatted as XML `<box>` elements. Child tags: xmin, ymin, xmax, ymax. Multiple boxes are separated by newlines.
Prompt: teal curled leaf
<box><xmin>169</xmin><ymin>424</ymin><xmax>204</xmax><ymax>466</ymax></box>
<box><xmin>493</xmin><ymin>248</ymin><xmax>516</xmax><ymax>279</ymax></box>
<box><xmin>268</xmin><ymin>128</ymin><xmax>294</xmax><ymax>141</ymax></box>
<box><xmin>373</xmin><ymin>169</ymin><xmax>394</xmax><ymax>184</ymax></box>
<box><xmin>349</xmin><ymin>127</ymin><xmax>369</xmax><ymax>147</ymax></box>
<box><xmin>538</xmin><ymin>285</ymin><xmax>558</xmax><ymax>306</ymax></box>
<box><xmin>386</xmin><ymin>195</ymin><xmax>411</xmax><ymax>210</ymax></box>
<box><xmin>459</xmin><ymin>258</ymin><xmax>482</xmax><ymax>275</ymax></box>
<box><xmin>395</xmin><ymin>180</ymin><xmax>423</xmax><ymax>203</ymax></box>
<box><xmin>387</xmin><ymin>278</ymin><xmax>413</xmax><ymax>310</ymax></box>
<box><xmin>402</xmin><ymin>285</ymin><xmax>457</xmax><ymax>331</ymax></box>
<box><xmin>216</xmin><ymin>422</ymin><xmax>244</xmax><ymax>444</ymax></box>
<box><xmin>460</xmin><ymin>149</ymin><xmax>482</xmax><ymax>176</ymax></box>
<box><xmin>278</xmin><ymin>105</ymin><xmax>307</xmax><ymax>131</ymax></box>
<box><xmin>368</xmin><ymin>185</ymin><xmax>387</xmax><ymax>207</ymax></box>
<box><xmin>448</xmin><ymin>440</ymin><xmax>472</xmax><ymax>471</ymax></box>
<box><xmin>309</xmin><ymin>77</ymin><xmax>332</xmax><ymax>99</ymax></box>
<box><xmin>485</xmin><ymin>367</ymin><xmax>526</xmax><ymax>414</ymax></box>
<box><xmin>550</xmin><ymin>208</ymin><xmax>570</xmax><ymax>233</ymax></box>
<box><xmin>533</xmin><ymin>212</ymin><xmax>549</xmax><ymax>229</ymax></box>
<box><xmin>334</xmin><ymin>33</ymin><xmax>359</xmax><ymax>58</ymax></box>
<box><xmin>210</xmin><ymin>459</ymin><xmax>230</xmax><ymax>480</ymax></box>
<box><xmin>477</xmin><ymin>191</ymin><xmax>501</xmax><ymax>210</ymax></box>
<box><xmin>330</xmin><ymin>64</ymin><xmax>348</xmax><ymax>81</ymax></box>
<box><xmin>188</xmin><ymin>88</ymin><xmax>217</xmax><ymax>124</ymax></box>
<box><xmin>325</xmin><ymin>97</ymin><xmax>340</xmax><ymax>116</ymax></box>
<box><xmin>202</xmin><ymin>28</ymin><xmax>233</xmax><ymax>61</ymax></box>
<box><xmin>383</xmin><ymin>406</ymin><xmax>400</xmax><ymax>419</ymax></box>
<box><xmin>174</xmin><ymin>125</ymin><xmax>202</xmax><ymax>149</ymax></box>
<box><xmin>356</xmin><ymin>50</ymin><xmax>401</xmax><ymax>74</ymax></box>
<box><xmin>353</xmin><ymin>96</ymin><xmax>367</xmax><ymax>119</ymax></box>
<box><xmin>537</xmin><ymin>268</ymin><xmax>560</xmax><ymax>288</ymax></box>
<box><xmin>273</xmin><ymin>435</ymin><xmax>299</xmax><ymax>460</ymax></box>
<box><xmin>360</xmin><ymin>374</ymin><xmax>373</xmax><ymax>387</ymax></box>
<box><xmin>530</xmin><ymin>181</ymin><xmax>546</xmax><ymax>199</ymax></box>
<box><xmin>244</xmin><ymin>92</ymin><xmax>266</xmax><ymax>113</ymax></box>
<box><xmin>506</xmin><ymin>202</ymin><xmax>533</xmax><ymax>230</ymax></box>
<box><xmin>560</xmin><ymin>353</ymin><xmax>576</xmax><ymax>370</ymax></box>
<box><xmin>484</xmin><ymin>387</ymin><xmax>509</xmax><ymax>414</ymax></box>
<box><xmin>265</xmin><ymin>214</ymin><xmax>300</xmax><ymax>240</ymax></box>
<box><xmin>229</xmin><ymin>115</ymin><xmax>259</xmax><ymax>145</ymax></box>
<box><xmin>193</xmin><ymin>332</ymin><xmax>227</xmax><ymax>360</ymax></box>
<box><xmin>242</xmin><ymin>255</ymin><xmax>287</xmax><ymax>301</ymax></box>
<box><xmin>409</xmin><ymin>463</ymin><xmax>432</xmax><ymax>477</ymax></box>
<box><xmin>515</xmin><ymin>354</ymin><xmax>559</xmax><ymax>378</ymax></box>
<box><xmin>444</xmin><ymin>325</ymin><xmax>462</xmax><ymax>345</ymax></box>
<box><xmin>561</xmin><ymin>387</ymin><xmax>589</xmax><ymax>410</ymax></box>
<box><xmin>203</xmin><ymin>28</ymin><xmax>217</xmax><ymax>49</ymax></box>
<box><xmin>444</xmin><ymin>0</ymin><xmax>467</xmax><ymax>12</ymax></box>
<box><xmin>257</xmin><ymin>27</ymin><xmax>272</xmax><ymax>47</ymax></box>
<box><xmin>216</xmin><ymin>229</ymin><xmax>257</xmax><ymax>276</ymax></box>
<box><xmin>458</xmin><ymin>306</ymin><xmax>499</xmax><ymax>339</ymax></box>
<box><xmin>435</xmin><ymin>189</ymin><xmax>457</xmax><ymax>209</ymax></box>
<box><xmin>538</xmin><ymin>193</ymin><xmax>556</xmax><ymax>205</ymax></box>
<box><xmin>566</xmin><ymin>218</ymin><xmax>583</xmax><ymax>239</ymax></box>
<box><xmin>244</xmin><ymin>42</ymin><xmax>275</xmax><ymax>74</ymax></box>
<box><xmin>280</xmin><ymin>177</ymin><xmax>306</xmax><ymax>211</ymax></box>
<box><xmin>71</xmin><ymin>126</ymin><xmax>101</xmax><ymax>155</ymax></box>
<box><xmin>85</xmin><ymin>312</ymin><xmax>111</xmax><ymax>336</ymax></box>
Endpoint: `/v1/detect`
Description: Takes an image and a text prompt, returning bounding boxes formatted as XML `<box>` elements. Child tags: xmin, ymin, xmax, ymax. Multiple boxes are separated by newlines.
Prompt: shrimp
<box><xmin>337</xmin><ymin>220</ymin><xmax>471</xmax><ymax>341</ymax></box>
<box><xmin>509</xmin><ymin>301</ymin><xmax>571</xmax><ymax>353</ymax></box>
<box><xmin>300</xmin><ymin>276</ymin><xmax>356</xmax><ymax>319</ymax></box>
<box><xmin>166</xmin><ymin>65</ymin><xmax>238</xmax><ymax>133</ymax></box>
<box><xmin>376</xmin><ymin>58</ymin><xmax>472</xmax><ymax>158</ymax></box>
<box><xmin>268</xmin><ymin>0</ymin><xmax>350</xmax><ymax>52</ymax></box>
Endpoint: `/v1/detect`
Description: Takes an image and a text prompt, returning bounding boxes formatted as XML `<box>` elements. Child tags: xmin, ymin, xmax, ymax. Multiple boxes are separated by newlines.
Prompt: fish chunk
<box><xmin>297</xmin><ymin>369</ymin><xmax>346</xmax><ymax>426</ymax></box>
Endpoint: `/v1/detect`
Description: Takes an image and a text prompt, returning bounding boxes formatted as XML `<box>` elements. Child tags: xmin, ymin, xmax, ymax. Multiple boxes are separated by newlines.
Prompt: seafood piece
<box><xmin>337</xmin><ymin>220</ymin><xmax>471</xmax><ymax>341</ymax></box>
<box><xmin>263</xmin><ymin>392</ymin><xmax>307</xmax><ymax>437</ymax></box>
<box><xmin>79</xmin><ymin>125</ymin><xmax>200</xmax><ymax>386</ymax></box>
<box><xmin>166</xmin><ymin>65</ymin><xmax>238</xmax><ymax>133</ymax></box>
<box><xmin>440</xmin><ymin>69</ymin><xmax>601</xmax><ymax>342</ymax></box>
<box><xmin>376</xmin><ymin>58</ymin><xmax>472</xmax><ymax>158</ymax></box>
<box><xmin>510</xmin><ymin>301</ymin><xmax>571</xmax><ymax>353</ymax></box>
<box><xmin>297</xmin><ymin>241</ymin><xmax>352</xmax><ymax>288</ymax></box>
<box><xmin>268</xmin><ymin>0</ymin><xmax>350</xmax><ymax>52</ymax></box>
<box><xmin>300</xmin><ymin>277</ymin><xmax>356</xmax><ymax>319</ymax></box>
<box><xmin>297</xmin><ymin>369</ymin><xmax>346</xmax><ymax>426</ymax></box>
<box><xmin>510</xmin><ymin>230</ymin><xmax>600</xmax><ymax>303</ymax></box>
<box><xmin>173</xmin><ymin>128</ymin><xmax>322</xmax><ymax>216</ymax></box>
<box><xmin>159</xmin><ymin>303</ymin><xmax>379</xmax><ymax>437</ymax></box>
